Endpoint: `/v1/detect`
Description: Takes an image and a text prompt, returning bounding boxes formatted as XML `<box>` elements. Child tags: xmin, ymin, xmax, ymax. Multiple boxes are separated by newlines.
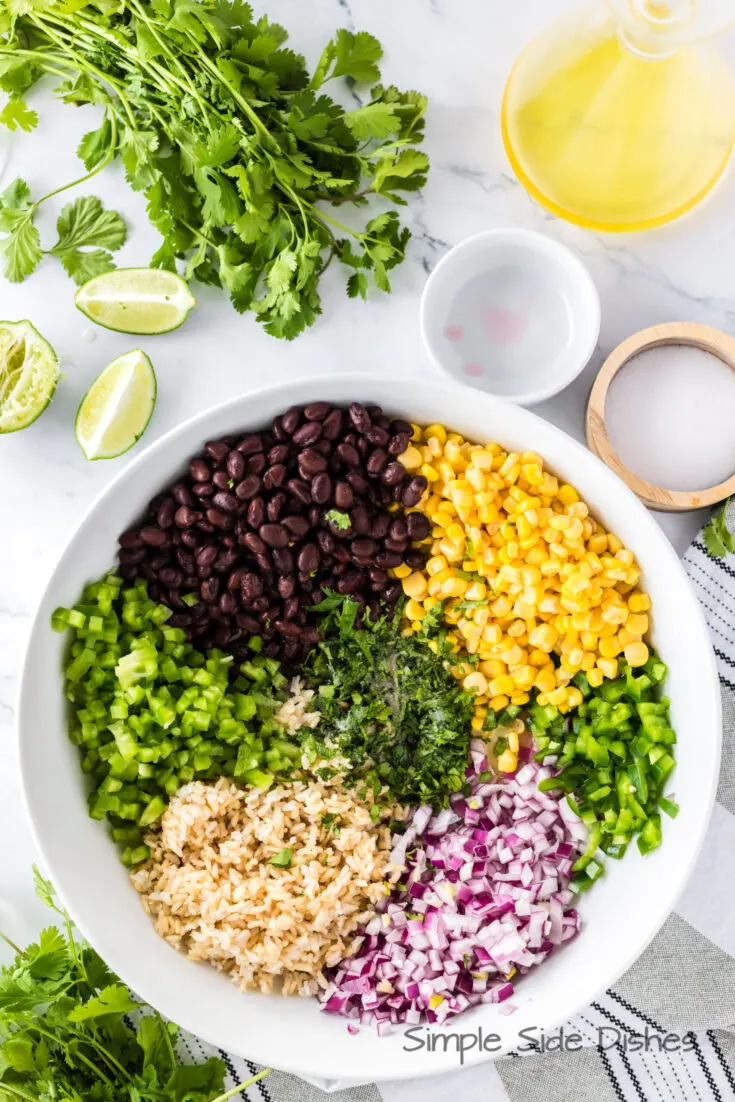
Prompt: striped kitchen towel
<box><xmin>191</xmin><ymin>530</ymin><xmax>735</xmax><ymax>1102</ymax></box>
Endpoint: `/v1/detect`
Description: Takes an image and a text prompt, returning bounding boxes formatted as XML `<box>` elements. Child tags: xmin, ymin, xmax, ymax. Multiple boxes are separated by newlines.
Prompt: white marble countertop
<box><xmin>2</xmin><ymin>0</ymin><xmax>734</xmax><ymax>976</ymax></box>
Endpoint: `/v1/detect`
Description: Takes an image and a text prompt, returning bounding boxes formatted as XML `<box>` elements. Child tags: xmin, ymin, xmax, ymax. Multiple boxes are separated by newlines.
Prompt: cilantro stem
<box><xmin>0</xmin><ymin>932</ymin><xmax>23</xmax><ymax>955</ymax></box>
<box><xmin>155</xmin><ymin>1010</ymin><xmax>177</xmax><ymax>1074</ymax></box>
<box><xmin>33</xmin><ymin>111</ymin><xmax>118</xmax><ymax>211</ymax></box>
<box><xmin>210</xmin><ymin>1068</ymin><xmax>272</xmax><ymax>1102</ymax></box>
<box><xmin>128</xmin><ymin>0</ymin><xmax>214</xmax><ymax>130</ymax></box>
<box><xmin>0</xmin><ymin>1084</ymin><xmax>38</xmax><ymax>1101</ymax></box>
<box><xmin>185</xmin><ymin>35</ymin><xmax>272</xmax><ymax>144</ymax></box>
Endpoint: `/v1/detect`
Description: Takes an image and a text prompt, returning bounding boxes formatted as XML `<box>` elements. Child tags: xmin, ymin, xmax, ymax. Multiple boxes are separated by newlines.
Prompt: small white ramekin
<box><xmin>420</xmin><ymin>228</ymin><xmax>601</xmax><ymax>406</ymax></box>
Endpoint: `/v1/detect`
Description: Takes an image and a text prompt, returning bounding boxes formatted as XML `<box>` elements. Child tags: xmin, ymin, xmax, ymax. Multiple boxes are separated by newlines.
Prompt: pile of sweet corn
<box><xmin>394</xmin><ymin>423</ymin><xmax>652</xmax><ymax>766</ymax></box>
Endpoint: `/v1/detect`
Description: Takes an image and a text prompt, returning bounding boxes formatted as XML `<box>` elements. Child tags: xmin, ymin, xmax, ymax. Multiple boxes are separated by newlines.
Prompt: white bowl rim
<box><xmin>17</xmin><ymin>373</ymin><xmax>720</xmax><ymax>1082</ymax></box>
<box><xmin>420</xmin><ymin>228</ymin><xmax>602</xmax><ymax>406</ymax></box>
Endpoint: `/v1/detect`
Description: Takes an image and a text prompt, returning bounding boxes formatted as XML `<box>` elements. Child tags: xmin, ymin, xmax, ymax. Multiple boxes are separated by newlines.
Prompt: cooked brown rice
<box><xmin>131</xmin><ymin>774</ymin><xmax>399</xmax><ymax>995</ymax></box>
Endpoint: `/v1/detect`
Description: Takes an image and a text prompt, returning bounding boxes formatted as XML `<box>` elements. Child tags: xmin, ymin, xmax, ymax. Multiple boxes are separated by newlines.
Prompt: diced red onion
<box><xmin>320</xmin><ymin>757</ymin><xmax>583</xmax><ymax>1029</ymax></box>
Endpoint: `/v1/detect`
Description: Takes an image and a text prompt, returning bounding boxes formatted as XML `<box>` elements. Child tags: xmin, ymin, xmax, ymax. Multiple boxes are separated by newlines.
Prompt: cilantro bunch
<box><xmin>703</xmin><ymin>496</ymin><xmax>735</xmax><ymax>558</ymax></box>
<box><xmin>0</xmin><ymin>867</ymin><xmax>268</xmax><ymax>1102</ymax></box>
<box><xmin>0</xmin><ymin>0</ymin><xmax>429</xmax><ymax>338</ymax></box>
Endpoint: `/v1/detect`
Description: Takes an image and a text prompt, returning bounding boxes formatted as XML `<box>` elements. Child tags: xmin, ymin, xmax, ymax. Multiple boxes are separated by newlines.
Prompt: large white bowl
<box><xmin>18</xmin><ymin>376</ymin><xmax>720</xmax><ymax>1083</ymax></box>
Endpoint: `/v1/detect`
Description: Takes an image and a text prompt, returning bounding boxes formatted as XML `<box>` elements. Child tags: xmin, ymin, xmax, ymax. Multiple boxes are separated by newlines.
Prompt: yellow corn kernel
<box><xmin>599</xmin><ymin>636</ymin><xmax>622</xmax><ymax>658</ymax></box>
<box><xmin>463</xmin><ymin>671</ymin><xmax>489</xmax><ymax>695</ymax></box>
<box><xmin>507</xmin><ymin>729</ymin><xmax>520</xmax><ymax>754</ymax></box>
<box><xmin>400</xmin><ymin>445</ymin><xmax>423</xmax><ymax>470</ymax></box>
<box><xmin>625</xmin><ymin>641</ymin><xmax>649</xmax><ymax>667</ymax></box>
<box><xmin>558</xmin><ymin>484</ymin><xmax>579</xmax><ymax>506</ymax></box>
<box><xmin>420</xmin><ymin>463</ymin><xmax>439</xmax><ymax>483</ymax></box>
<box><xmin>580</xmin><ymin>630</ymin><xmax>598</xmax><ymax>650</ymax></box>
<box><xmin>471</xmin><ymin>449</ymin><xmax>494</xmax><ymax>470</ymax></box>
<box><xmin>566</xmin><ymin>687</ymin><xmax>584</xmax><ymax>710</ymax></box>
<box><xmin>587</xmin><ymin>667</ymin><xmax>604</xmax><ymax>688</ymax></box>
<box><xmin>405</xmin><ymin>599</ymin><xmax>426</xmax><ymax>622</ymax></box>
<box><xmin>424</xmin><ymin>423</ymin><xmax>447</xmax><ymax>444</ymax></box>
<box><xmin>440</xmin><ymin>576</ymin><xmax>468</xmax><ymax>598</ymax></box>
<box><xmin>446</xmin><ymin>522</ymin><xmax>465</xmax><ymax>545</ymax></box>
<box><xmin>471</xmin><ymin>715</ymin><xmax>485</xmax><ymax>731</ymax></box>
<box><xmin>480</xmin><ymin>658</ymin><xmax>506</xmax><ymax>678</ymax></box>
<box><xmin>597</xmin><ymin>656</ymin><xmax>619</xmax><ymax>680</ymax></box>
<box><xmin>534</xmin><ymin>667</ymin><xmax>556</xmax><ymax>694</ymax></box>
<box><xmin>528</xmin><ymin>624</ymin><xmax>558</xmax><ymax>652</ymax></box>
<box><xmin>392</xmin><ymin>562</ymin><xmax>412</xmax><ymax>579</ymax></box>
<box><xmin>426</xmin><ymin>555</ymin><xmax>448</xmax><ymax>576</ymax></box>
<box><xmin>491</xmin><ymin>694</ymin><xmax>510</xmax><ymax>711</ymax></box>
<box><xmin>546</xmin><ymin>686</ymin><xmax>569</xmax><ymax>707</ymax></box>
<box><xmin>439</xmin><ymin>539</ymin><xmax>463</xmax><ymax>563</ymax></box>
<box><xmin>628</xmin><ymin>591</ymin><xmax>651</xmax><ymax>613</ymax></box>
<box><xmin>402</xmin><ymin>572</ymin><xmax>428</xmax><ymax>599</ymax></box>
<box><xmin>464</xmin><ymin>582</ymin><xmax>487</xmax><ymax>602</ymax></box>
<box><xmin>503</xmin><ymin>644</ymin><xmax>524</xmax><ymax>667</ymax></box>
<box><xmin>601</xmin><ymin>602</ymin><xmax>628</xmax><ymax>626</ymax></box>
<box><xmin>580</xmin><ymin>652</ymin><xmax>596</xmax><ymax>672</ymax></box>
<box><xmin>497</xmin><ymin>749</ymin><xmax>517</xmax><ymax>773</ymax></box>
<box><xmin>513</xmin><ymin>665</ymin><xmax>537</xmax><ymax>690</ymax></box>
<box><xmin>626</xmin><ymin>613</ymin><xmax>649</xmax><ymax>636</ymax></box>
<box><xmin>482</xmin><ymin>625</ymin><xmax>503</xmax><ymax>647</ymax></box>
<box><xmin>489</xmin><ymin>674</ymin><xmax>514</xmax><ymax>697</ymax></box>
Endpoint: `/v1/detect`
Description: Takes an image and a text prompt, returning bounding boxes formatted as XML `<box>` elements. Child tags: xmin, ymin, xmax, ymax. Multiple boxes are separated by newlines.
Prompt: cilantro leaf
<box><xmin>67</xmin><ymin>983</ymin><xmax>138</xmax><ymax>1021</ymax></box>
<box><xmin>49</xmin><ymin>196</ymin><xmax>126</xmax><ymax>284</ymax></box>
<box><xmin>344</xmin><ymin>102</ymin><xmax>401</xmax><ymax>141</ymax></box>
<box><xmin>0</xmin><ymin>98</ymin><xmax>38</xmax><ymax>132</ymax></box>
<box><xmin>0</xmin><ymin>210</ymin><xmax>41</xmax><ymax>282</ymax></box>
<box><xmin>325</xmin><ymin>508</ymin><xmax>351</xmax><ymax>530</ymax></box>
<box><xmin>77</xmin><ymin>115</ymin><xmax>116</xmax><ymax>170</ymax></box>
<box><xmin>703</xmin><ymin>497</ymin><xmax>735</xmax><ymax>558</ymax></box>
<box><xmin>346</xmin><ymin>271</ymin><xmax>368</xmax><ymax>300</ymax></box>
<box><xmin>332</xmin><ymin>30</ymin><xmax>383</xmax><ymax>84</ymax></box>
<box><xmin>269</xmin><ymin>846</ymin><xmax>293</xmax><ymax>868</ymax></box>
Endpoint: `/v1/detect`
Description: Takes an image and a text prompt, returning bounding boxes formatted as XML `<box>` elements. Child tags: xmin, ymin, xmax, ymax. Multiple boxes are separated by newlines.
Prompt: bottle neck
<box><xmin>611</xmin><ymin>0</ymin><xmax>697</xmax><ymax>57</ymax></box>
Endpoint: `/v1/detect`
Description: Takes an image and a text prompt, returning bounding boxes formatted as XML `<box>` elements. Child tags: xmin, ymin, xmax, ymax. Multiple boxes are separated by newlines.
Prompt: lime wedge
<box><xmin>0</xmin><ymin>319</ymin><xmax>60</xmax><ymax>434</ymax></box>
<box><xmin>75</xmin><ymin>350</ymin><xmax>156</xmax><ymax>460</ymax></box>
<box><xmin>74</xmin><ymin>268</ymin><xmax>196</xmax><ymax>335</ymax></box>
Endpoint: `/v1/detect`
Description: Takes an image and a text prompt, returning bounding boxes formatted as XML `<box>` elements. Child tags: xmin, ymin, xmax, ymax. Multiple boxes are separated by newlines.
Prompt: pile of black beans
<box><xmin>117</xmin><ymin>402</ymin><xmax>431</xmax><ymax>664</ymax></box>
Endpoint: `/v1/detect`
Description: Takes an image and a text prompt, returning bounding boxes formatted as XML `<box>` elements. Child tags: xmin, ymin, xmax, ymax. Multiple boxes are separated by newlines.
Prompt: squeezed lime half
<box><xmin>0</xmin><ymin>319</ymin><xmax>60</xmax><ymax>434</ymax></box>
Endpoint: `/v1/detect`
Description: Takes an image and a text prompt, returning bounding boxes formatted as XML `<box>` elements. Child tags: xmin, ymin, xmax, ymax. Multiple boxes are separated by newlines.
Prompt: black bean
<box><xmin>287</xmin><ymin>478</ymin><xmax>312</xmax><ymax>505</ymax></box>
<box><xmin>272</xmin><ymin>547</ymin><xmax>294</xmax><ymax>574</ymax></box>
<box><xmin>282</xmin><ymin>406</ymin><xmax>302</xmax><ymax>435</ymax></box>
<box><xmin>366</xmin><ymin>448</ymin><xmax>388</xmax><ymax>476</ymax></box>
<box><xmin>227</xmin><ymin>450</ymin><xmax>246</xmax><ymax>480</ymax></box>
<box><xmin>382</xmin><ymin>461</ymin><xmax>408</xmax><ymax>486</ymax></box>
<box><xmin>298</xmin><ymin>449</ymin><xmax>327</xmax><ymax>478</ymax></box>
<box><xmin>348</xmin><ymin>402</ymin><xmax>371</xmax><ymax>434</ymax></box>
<box><xmin>283</xmin><ymin>596</ymin><xmax>300</xmax><ymax>620</ymax></box>
<box><xmin>406</xmin><ymin>512</ymin><xmax>431</xmax><ymax>541</ymax></box>
<box><xmin>119</xmin><ymin>528</ymin><xmax>142</xmax><ymax>549</ymax></box>
<box><xmin>369</xmin><ymin>567</ymin><xmax>388</xmax><ymax>591</ymax></box>
<box><xmin>172</xmin><ymin>481</ymin><xmax>194</xmax><ymax>507</ymax></box>
<box><xmin>346</xmin><ymin>470</ymin><xmax>369</xmax><ymax>495</ymax></box>
<box><xmin>406</xmin><ymin>550</ymin><xmax>426</xmax><ymax>571</ymax></box>
<box><xmin>247</xmin><ymin>497</ymin><xmax>265</xmax><ymax>529</ymax></box>
<box><xmin>278</xmin><ymin>574</ymin><xmax>296</xmax><ymax>599</ymax></box>
<box><xmin>275</xmin><ymin>620</ymin><xmax>302</xmax><ymax>638</ymax></box>
<box><xmin>401</xmin><ymin>475</ymin><xmax>428</xmax><ymax>507</ymax></box>
<box><xmin>119</xmin><ymin>547</ymin><xmax>146</xmax><ymax>565</ymax></box>
<box><xmin>251</xmin><ymin>595</ymin><xmax>269</xmax><ymax>614</ymax></box>
<box><xmin>337</xmin><ymin>442</ymin><xmax>360</xmax><ymax>467</ymax></box>
<box><xmin>255</xmin><ymin>553</ymin><xmax>273</xmax><ymax>577</ymax></box>
<box><xmin>235</xmin><ymin>435</ymin><xmax>263</xmax><ymax>456</ymax></box>
<box><xmin>247</xmin><ymin>453</ymin><xmax>267</xmax><ymax>475</ymax></box>
<box><xmin>235</xmin><ymin>475</ymin><xmax>261</xmax><ymax>501</ymax></box>
<box><xmin>241</xmin><ymin>573</ymin><xmax>264</xmax><ymax>601</ymax></box>
<box><xmin>267</xmin><ymin>493</ymin><xmax>286</xmax><ymax>522</ymax></box>
<box><xmin>200</xmin><ymin>577</ymin><xmax>220</xmax><ymax>602</ymax></box>
<box><xmin>311</xmin><ymin>472</ymin><xmax>332</xmax><ymax>504</ymax></box>
<box><xmin>351</xmin><ymin>537</ymin><xmax>377</xmax><ymax>560</ymax></box>
<box><xmin>337</xmin><ymin>570</ymin><xmax>362</xmax><ymax>595</ymax></box>
<box><xmin>365</xmin><ymin>424</ymin><xmax>389</xmax><ymax>446</ymax></box>
<box><xmin>357</xmin><ymin>436</ymin><xmax>370</xmax><ymax>455</ymax></box>
<box><xmin>376</xmin><ymin>550</ymin><xmax>403</xmax><ymax>569</ymax></box>
<box><xmin>283</xmin><ymin>514</ymin><xmax>309</xmax><ymax>539</ymax></box>
<box><xmin>272</xmin><ymin>416</ymin><xmax>288</xmax><ymax>442</ymax></box>
<box><xmin>181</xmin><ymin>530</ymin><xmax>199</xmax><ymax>549</ymax></box>
<box><xmin>156</xmin><ymin>499</ymin><xmax>176</xmax><ymax>529</ymax></box>
<box><xmin>333</xmin><ymin>543</ymin><xmax>351</xmax><ymax>563</ymax></box>
<box><xmin>332</xmin><ymin>481</ymin><xmax>353</xmax><ymax>509</ymax></box>
<box><xmin>198</xmin><ymin>520</ymin><xmax>215</xmax><ymax>534</ymax></box>
<box><xmin>196</xmin><ymin>544</ymin><xmax>218</xmax><ymax>570</ymax></box>
<box><xmin>297</xmin><ymin>543</ymin><xmax>320</xmax><ymax>575</ymax></box>
<box><xmin>192</xmin><ymin>482</ymin><xmax>214</xmax><ymax>499</ymax></box>
<box><xmin>351</xmin><ymin>506</ymin><xmax>371</xmax><ymax>536</ymax></box>
<box><xmin>304</xmin><ymin>400</ymin><xmax>330</xmax><ymax>421</ymax></box>
<box><xmin>322</xmin><ymin>408</ymin><xmax>344</xmax><ymax>439</ymax></box>
<box><xmin>236</xmin><ymin>613</ymin><xmax>261</xmax><ymax>634</ymax></box>
<box><xmin>260</xmin><ymin>523</ymin><xmax>289</xmax><ymax>548</ymax></box>
<box><xmin>370</xmin><ymin>514</ymin><xmax>390</xmax><ymax>539</ymax></box>
<box><xmin>169</xmin><ymin>613</ymin><xmax>192</xmax><ymax>629</ymax></box>
<box><xmin>293</xmin><ymin>421</ymin><xmax>322</xmax><ymax>447</ymax></box>
<box><xmin>214</xmin><ymin>548</ymin><xmax>237</xmax><ymax>573</ymax></box>
<box><xmin>243</xmin><ymin>531</ymin><xmax>266</xmax><ymax>555</ymax></box>
<box><xmin>189</xmin><ymin>457</ymin><xmax>211</xmax><ymax>482</ymax></box>
<box><xmin>213</xmin><ymin>471</ymin><xmax>230</xmax><ymax>491</ymax></box>
<box><xmin>385</xmin><ymin>536</ymin><xmax>408</xmax><ymax>554</ymax></box>
<box><xmin>268</xmin><ymin>444</ymin><xmax>290</xmax><ymax>465</ymax></box>
<box><xmin>219</xmin><ymin>592</ymin><xmax>236</xmax><ymax>615</ymax></box>
<box><xmin>119</xmin><ymin>564</ymin><xmax>137</xmax><ymax>581</ymax></box>
<box><xmin>228</xmin><ymin>569</ymin><xmax>246</xmax><ymax>591</ymax></box>
<box><xmin>385</xmin><ymin>580</ymin><xmax>402</xmax><ymax>604</ymax></box>
<box><xmin>176</xmin><ymin>548</ymin><xmax>196</xmax><ymax>572</ymax></box>
<box><xmin>140</xmin><ymin>525</ymin><xmax>167</xmax><ymax>547</ymax></box>
<box><xmin>263</xmin><ymin>464</ymin><xmax>286</xmax><ymax>489</ymax></box>
<box><xmin>159</xmin><ymin>567</ymin><xmax>183</xmax><ymax>588</ymax></box>
<box><xmin>391</xmin><ymin>419</ymin><xmax>413</xmax><ymax>435</ymax></box>
<box><xmin>390</xmin><ymin>518</ymin><xmax>408</xmax><ymax>543</ymax></box>
<box><xmin>205</xmin><ymin>440</ymin><xmax>230</xmax><ymax>464</ymax></box>
<box><xmin>213</xmin><ymin>490</ymin><xmax>238</xmax><ymax>514</ymax></box>
<box><xmin>314</xmin><ymin>438</ymin><xmax>332</xmax><ymax>458</ymax></box>
<box><xmin>317</xmin><ymin>529</ymin><xmax>335</xmax><ymax>554</ymax></box>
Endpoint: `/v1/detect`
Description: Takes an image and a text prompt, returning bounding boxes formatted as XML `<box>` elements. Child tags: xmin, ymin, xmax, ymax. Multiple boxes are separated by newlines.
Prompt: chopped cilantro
<box><xmin>325</xmin><ymin>509</ymin><xmax>351</xmax><ymax>531</ymax></box>
<box><xmin>269</xmin><ymin>847</ymin><xmax>293</xmax><ymax>869</ymax></box>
